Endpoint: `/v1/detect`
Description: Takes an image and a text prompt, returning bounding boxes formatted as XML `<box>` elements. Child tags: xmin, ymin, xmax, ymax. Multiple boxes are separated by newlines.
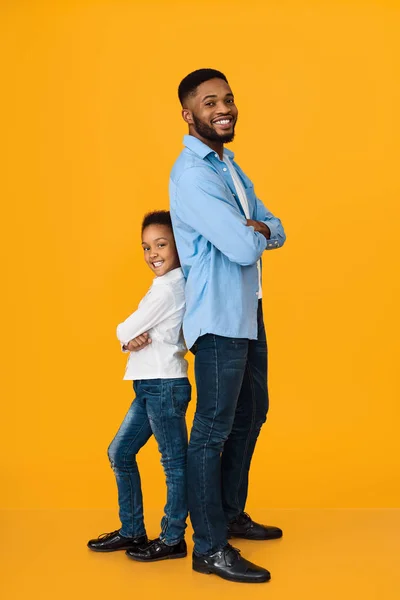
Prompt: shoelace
<box><xmin>231</xmin><ymin>511</ymin><xmax>252</xmax><ymax>526</ymax></box>
<box><xmin>98</xmin><ymin>530</ymin><xmax>120</xmax><ymax>541</ymax></box>
<box><xmin>239</xmin><ymin>511</ymin><xmax>251</xmax><ymax>523</ymax></box>
<box><xmin>224</xmin><ymin>543</ymin><xmax>241</xmax><ymax>565</ymax></box>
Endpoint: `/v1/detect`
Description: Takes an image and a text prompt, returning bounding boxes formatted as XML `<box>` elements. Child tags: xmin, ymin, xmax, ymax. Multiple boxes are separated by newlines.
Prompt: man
<box><xmin>168</xmin><ymin>68</ymin><xmax>286</xmax><ymax>583</ymax></box>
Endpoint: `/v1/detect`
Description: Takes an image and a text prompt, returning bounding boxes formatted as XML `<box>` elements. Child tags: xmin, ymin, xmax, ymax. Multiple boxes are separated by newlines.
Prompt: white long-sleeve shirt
<box><xmin>116</xmin><ymin>268</ymin><xmax>188</xmax><ymax>380</ymax></box>
<box><xmin>224</xmin><ymin>152</ymin><xmax>262</xmax><ymax>299</ymax></box>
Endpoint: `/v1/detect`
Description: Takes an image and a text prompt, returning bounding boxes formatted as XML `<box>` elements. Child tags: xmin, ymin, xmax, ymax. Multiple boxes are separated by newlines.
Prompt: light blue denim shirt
<box><xmin>169</xmin><ymin>134</ymin><xmax>286</xmax><ymax>350</ymax></box>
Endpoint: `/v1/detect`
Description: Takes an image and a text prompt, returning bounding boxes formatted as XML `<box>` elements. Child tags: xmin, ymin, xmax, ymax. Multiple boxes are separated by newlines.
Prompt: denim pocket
<box><xmin>140</xmin><ymin>385</ymin><xmax>161</xmax><ymax>397</ymax></box>
<box><xmin>171</xmin><ymin>383</ymin><xmax>191</xmax><ymax>417</ymax></box>
<box><xmin>230</xmin><ymin>338</ymin><xmax>248</xmax><ymax>345</ymax></box>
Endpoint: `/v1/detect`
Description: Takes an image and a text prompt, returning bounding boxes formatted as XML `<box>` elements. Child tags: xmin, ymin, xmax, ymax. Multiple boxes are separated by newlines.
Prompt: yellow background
<box><xmin>1</xmin><ymin>0</ymin><xmax>399</xmax><ymax>512</ymax></box>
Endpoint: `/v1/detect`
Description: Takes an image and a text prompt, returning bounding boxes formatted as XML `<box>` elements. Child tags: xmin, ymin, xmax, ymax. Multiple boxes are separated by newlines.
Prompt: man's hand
<box><xmin>124</xmin><ymin>332</ymin><xmax>152</xmax><ymax>352</ymax></box>
<box><xmin>246</xmin><ymin>219</ymin><xmax>271</xmax><ymax>240</ymax></box>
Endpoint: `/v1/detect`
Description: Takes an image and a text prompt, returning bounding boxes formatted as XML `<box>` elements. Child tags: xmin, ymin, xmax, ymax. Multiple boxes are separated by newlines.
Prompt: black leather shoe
<box><xmin>87</xmin><ymin>530</ymin><xmax>148</xmax><ymax>552</ymax></box>
<box><xmin>228</xmin><ymin>512</ymin><xmax>283</xmax><ymax>540</ymax></box>
<box><xmin>193</xmin><ymin>544</ymin><xmax>270</xmax><ymax>583</ymax></box>
<box><xmin>126</xmin><ymin>538</ymin><xmax>187</xmax><ymax>562</ymax></box>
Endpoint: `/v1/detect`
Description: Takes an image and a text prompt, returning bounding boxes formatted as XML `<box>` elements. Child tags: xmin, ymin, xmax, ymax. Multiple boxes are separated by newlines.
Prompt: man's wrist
<box><xmin>258</xmin><ymin>222</ymin><xmax>271</xmax><ymax>240</ymax></box>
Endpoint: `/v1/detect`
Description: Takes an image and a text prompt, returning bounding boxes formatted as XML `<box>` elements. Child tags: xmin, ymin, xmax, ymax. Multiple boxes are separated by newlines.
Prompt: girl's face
<box><xmin>141</xmin><ymin>224</ymin><xmax>180</xmax><ymax>277</ymax></box>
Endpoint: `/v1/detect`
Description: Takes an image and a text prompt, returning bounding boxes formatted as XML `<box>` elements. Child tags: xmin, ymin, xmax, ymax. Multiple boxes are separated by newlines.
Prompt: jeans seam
<box><xmin>160</xmin><ymin>383</ymin><xmax>172</xmax><ymax>538</ymax></box>
<box><xmin>201</xmin><ymin>335</ymin><xmax>219</xmax><ymax>552</ymax></box>
<box><xmin>118</xmin><ymin>419</ymin><xmax>150</xmax><ymax>537</ymax></box>
<box><xmin>146</xmin><ymin>379</ymin><xmax>189</xmax><ymax>545</ymax></box>
<box><xmin>119</xmin><ymin>420</ymin><xmax>151</xmax><ymax>469</ymax></box>
<box><xmin>152</xmin><ymin>381</ymin><xmax>176</xmax><ymax>545</ymax></box>
<box><xmin>234</xmin><ymin>360</ymin><xmax>257</xmax><ymax>514</ymax></box>
<box><xmin>127</xmin><ymin>470</ymin><xmax>135</xmax><ymax>537</ymax></box>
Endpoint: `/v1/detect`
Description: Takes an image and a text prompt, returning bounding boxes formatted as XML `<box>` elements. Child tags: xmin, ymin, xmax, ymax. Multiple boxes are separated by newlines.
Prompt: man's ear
<box><xmin>182</xmin><ymin>109</ymin><xmax>194</xmax><ymax>125</ymax></box>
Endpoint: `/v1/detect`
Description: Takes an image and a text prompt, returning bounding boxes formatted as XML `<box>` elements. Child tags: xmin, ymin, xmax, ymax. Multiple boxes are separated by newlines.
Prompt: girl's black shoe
<box><xmin>126</xmin><ymin>538</ymin><xmax>187</xmax><ymax>562</ymax></box>
<box><xmin>87</xmin><ymin>530</ymin><xmax>148</xmax><ymax>552</ymax></box>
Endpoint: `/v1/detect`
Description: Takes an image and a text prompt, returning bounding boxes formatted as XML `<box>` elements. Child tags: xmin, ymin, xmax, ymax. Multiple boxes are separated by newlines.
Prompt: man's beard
<box><xmin>192</xmin><ymin>114</ymin><xmax>236</xmax><ymax>144</ymax></box>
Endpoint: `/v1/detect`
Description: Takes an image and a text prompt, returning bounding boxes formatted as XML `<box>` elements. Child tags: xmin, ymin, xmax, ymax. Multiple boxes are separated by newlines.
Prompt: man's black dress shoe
<box><xmin>126</xmin><ymin>538</ymin><xmax>187</xmax><ymax>562</ymax></box>
<box><xmin>228</xmin><ymin>512</ymin><xmax>283</xmax><ymax>540</ymax></box>
<box><xmin>87</xmin><ymin>530</ymin><xmax>148</xmax><ymax>552</ymax></box>
<box><xmin>192</xmin><ymin>544</ymin><xmax>270</xmax><ymax>583</ymax></box>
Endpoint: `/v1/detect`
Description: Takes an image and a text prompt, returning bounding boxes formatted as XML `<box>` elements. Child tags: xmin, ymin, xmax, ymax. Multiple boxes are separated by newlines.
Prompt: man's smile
<box><xmin>212</xmin><ymin>116</ymin><xmax>234</xmax><ymax>130</ymax></box>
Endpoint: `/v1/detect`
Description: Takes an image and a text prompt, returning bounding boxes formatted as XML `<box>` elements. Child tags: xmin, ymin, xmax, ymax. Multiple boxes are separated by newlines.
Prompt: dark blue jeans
<box><xmin>188</xmin><ymin>301</ymin><xmax>269</xmax><ymax>555</ymax></box>
<box><xmin>107</xmin><ymin>377</ymin><xmax>191</xmax><ymax>545</ymax></box>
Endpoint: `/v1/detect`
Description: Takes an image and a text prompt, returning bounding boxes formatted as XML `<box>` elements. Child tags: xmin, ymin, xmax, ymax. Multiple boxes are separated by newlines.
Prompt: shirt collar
<box><xmin>152</xmin><ymin>267</ymin><xmax>184</xmax><ymax>285</ymax></box>
<box><xmin>184</xmin><ymin>134</ymin><xmax>235</xmax><ymax>160</ymax></box>
<box><xmin>223</xmin><ymin>149</ymin><xmax>235</xmax><ymax>161</ymax></box>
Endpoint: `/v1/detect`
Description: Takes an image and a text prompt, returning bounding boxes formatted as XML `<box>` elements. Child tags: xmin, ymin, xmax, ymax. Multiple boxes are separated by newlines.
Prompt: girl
<box><xmin>88</xmin><ymin>210</ymin><xmax>190</xmax><ymax>562</ymax></box>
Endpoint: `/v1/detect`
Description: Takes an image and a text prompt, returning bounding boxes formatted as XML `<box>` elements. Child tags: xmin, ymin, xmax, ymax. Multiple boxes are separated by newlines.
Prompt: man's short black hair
<box><xmin>178</xmin><ymin>68</ymin><xmax>228</xmax><ymax>106</ymax></box>
<box><xmin>141</xmin><ymin>210</ymin><xmax>172</xmax><ymax>233</ymax></box>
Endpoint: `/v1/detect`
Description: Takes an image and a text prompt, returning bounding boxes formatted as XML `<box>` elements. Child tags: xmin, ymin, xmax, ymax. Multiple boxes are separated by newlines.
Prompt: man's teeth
<box><xmin>215</xmin><ymin>119</ymin><xmax>231</xmax><ymax>125</ymax></box>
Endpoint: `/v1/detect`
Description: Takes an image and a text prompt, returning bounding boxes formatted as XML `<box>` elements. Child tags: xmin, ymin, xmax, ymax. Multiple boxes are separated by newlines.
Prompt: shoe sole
<box><xmin>87</xmin><ymin>545</ymin><xmax>137</xmax><ymax>553</ymax></box>
<box><xmin>227</xmin><ymin>532</ymin><xmax>283</xmax><ymax>541</ymax></box>
<box><xmin>126</xmin><ymin>552</ymin><xmax>187</xmax><ymax>563</ymax></box>
<box><xmin>193</xmin><ymin>563</ymin><xmax>270</xmax><ymax>583</ymax></box>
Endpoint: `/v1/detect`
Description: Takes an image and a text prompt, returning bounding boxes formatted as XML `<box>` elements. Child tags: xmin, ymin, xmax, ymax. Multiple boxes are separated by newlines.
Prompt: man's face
<box><xmin>183</xmin><ymin>78</ymin><xmax>238</xmax><ymax>144</ymax></box>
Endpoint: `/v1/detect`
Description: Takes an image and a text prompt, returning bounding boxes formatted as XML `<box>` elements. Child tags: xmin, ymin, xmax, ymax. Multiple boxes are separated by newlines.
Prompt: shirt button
<box><xmin>223</xmin><ymin>167</ymin><xmax>227</xmax><ymax>172</ymax></box>
<box><xmin>214</xmin><ymin>153</ymin><xmax>218</xmax><ymax>158</ymax></box>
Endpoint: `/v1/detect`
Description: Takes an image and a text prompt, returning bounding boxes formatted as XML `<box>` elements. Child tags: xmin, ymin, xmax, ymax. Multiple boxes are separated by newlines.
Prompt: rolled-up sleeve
<box><xmin>174</xmin><ymin>167</ymin><xmax>267</xmax><ymax>266</ymax></box>
<box><xmin>254</xmin><ymin>195</ymin><xmax>286</xmax><ymax>250</ymax></box>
